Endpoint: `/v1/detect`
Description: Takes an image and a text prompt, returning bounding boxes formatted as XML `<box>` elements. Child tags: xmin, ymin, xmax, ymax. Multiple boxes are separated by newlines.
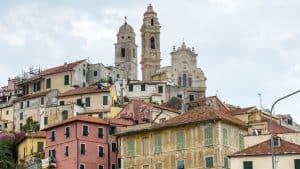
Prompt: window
<box><xmin>141</xmin><ymin>84</ymin><xmax>146</xmax><ymax>91</ymax></box>
<box><xmin>46</xmin><ymin>79</ymin><xmax>51</xmax><ymax>89</ymax></box>
<box><xmin>85</xmin><ymin>97</ymin><xmax>90</xmax><ymax>107</ymax></box>
<box><xmin>176</xmin><ymin>131</ymin><xmax>184</xmax><ymax>150</ymax></box>
<box><xmin>20</xmin><ymin>102</ymin><xmax>23</xmax><ymax>109</ymax></box>
<box><xmin>205</xmin><ymin>156</ymin><xmax>214</xmax><ymax>168</ymax></box>
<box><xmin>94</xmin><ymin>71</ymin><xmax>98</xmax><ymax>76</ymax></box>
<box><xmin>103</xmin><ymin>96</ymin><xmax>108</xmax><ymax>105</ymax></box>
<box><xmin>288</xmin><ymin>118</ymin><xmax>293</xmax><ymax>125</ymax></box>
<box><xmin>129</xmin><ymin>84</ymin><xmax>133</xmax><ymax>92</ymax></box>
<box><xmin>155</xmin><ymin>163</ymin><xmax>162</xmax><ymax>169</ymax></box>
<box><xmin>50</xmin><ymin>131</ymin><xmax>55</xmax><ymax>141</ymax></box>
<box><xmin>223</xmin><ymin>128</ymin><xmax>228</xmax><ymax>145</ymax></box>
<box><xmin>273</xmin><ymin>136</ymin><xmax>280</xmax><ymax>147</ymax></box>
<box><xmin>142</xmin><ymin>137</ymin><xmax>149</xmax><ymax>155</ymax></box>
<box><xmin>65</xmin><ymin>146</ymin><xmax>69</xmax><ymax>156</ymax></box>
<box><xmin>109</xmin><ymin>126</ymin><xmax>116</xmax><ymax>135</ymax></box>
<box><xmin>178</xmin><ymin>77</ymin><xmax>182</xmax><ymax>86</ymax></box>
<box><xmin>205</xmin><ymin>126</ymin><xmax>213</xmax><ymax>146</ymax></box>
<box><xmin>150</xmin><ymin>37</ymin><xmax>155</xmax><ymax>49</ymax></box>
<box><xmin>151</xmin><ymin>18</ymin><xmax>154</xmax><ymax>26</ymax></box>
<box><xmin>177</xmin><ymin>94</ymin><xmax>182</xmax><ymax>98</ymax></box>
<box><xmin>117</xmin><ymin>74</ymin><xmax>120</xmax><ymax>78</ymax></box>
<box><xmin>59</xmin><ymin>101</ymin><xmax>65</xmax><ymax>106</ymax></box>
<box><xmin>64</xmin><ymin>75</ymin><xmax>70</xmax><ymax>85</ymax></box>
<box><xmin>83</xmin><ymin>125</ymin><xmax>89</xmax><ymax>136</ymax></box>
<box><xmin>121</xmin><ymin>48</ymin><xmax>125</xmax><ymax>57</ymax></box>
<box><xmin>80</xmin><ymin>144</ymin><xmax>86</xmax><ymax>155</ymax></box>
<box><xmin>62</xmin><ymin>110</ymin><xmax>68</xmax><ymax>120</ymax></box>
<box><xmin>182</xmin><ymin>74</ymin><xmax>187</xmax><ymax>87</ymax></box>
<box><xmin>44</xmin><ymin>117</ymin><xmax>48</xmax><ymax>125</ymax></box>
<box><xmin>127</xmin><ymin>139</ymin><xmax>134</xmax><ymax>157</ymax></box>
<box><xmin>80</xmin><ymin>164</ymin><xmax>85</xmax><ymax>169</ymax></box>
<box><xmin>98</xmin><ymin>165</ymin><xmax>104</xmax><ymax>169</ymax></box>
<box><xmin>37</xmin><ymin>142</ymin><xmax>44</xmax><ymax>152</ymax></box>
<box><xmin>118</xmin><ymin>158</ymin><xmax>121</xmax><ymax>169</ymax></box>
<box><xmin>49</xmin><ymin>149</ymin><xmax>56</xmax><ymax>158</ymax></box>
<box><xmin>143</xmin><ymin>165</ymin><xmax>149</xmax><ymax>169</ymax></box>
<box><xmin>112</xmin><ymin>143</ymin><xmax>117</xmax><ymax>152</ymax></box>
<box><xmin>158</xmin><ymin>86</ymin><xmax>163</xmax><ymax>93</ymax></box>
<box><xmin>243</xmin><ymin>161</ymin><xmax>253</xmax><ymax>169</ymax></box>
<box><xmin>224</xmin><ymin>157</ymin><xmax>229</xmax><ymax>169</ymax></box>
<box><xmin>27</xmin><ymin>100</ymin><xmax>30</xmax><ymax>107</ymax></box>
<box><xmin>98</xmin><ymin>128</ymin><xmax>103</xmax><ymax>138</ymax></box>
<box><xmin>4</xmin><ymin>123</ymin><xmax>7</xmax><ymax>128</ymax></box>
<box><xmin>20</xmin><ymin>112</ymin><xmax>23</xmax><ymax>120</ymax></box>
<box><xmin>98</xmin><ymin>146</ymin><xmax>104</xmax><ymax>157</ymax></box>
<box><xmin>132</xmin><ymin>48</ymin><xmax>136</xmax><ymax>58</ymax></box>
<box><xmin>20</xmin><ymin>123</ymin><xmax>23</xmax><ymax>130</ymax></box>
<box><xmin>83</xmin><ymin>69</ymin><xmax>86</xmax><ymax>76</ymax></box>
<box><xmin>83</xmin><ymin>82</ymin><xmax>86</xmax><ymax>87</ymax></box>
<box><xmin>239</xmin><ymin>134</ymin><xmax>244</xmax><ymax>149</ymax></box>
<box><xmin>177</xmin><ymin>160</ymin><xmax>184</xmax><ymax>169</ymax></box>
<box><xmin>6</xmin><ymin>110</ymin><xmax>9</xmax><ymax>115</ymax></box>
<box><xmin>189</xmin><ymin>95</ymin><xmax>194</xmax><ymax>101</ymax></box>
<box><xmin>76</xmin><ymin>99</ymin><xmax>82</xmax><ymax>106</ymax></box>
<box><xmin>40</xmin><ymin>97</ymin><xmax>44</xmax><ymax>105</ymax></box>
<box><xmin>294</xmin><ymin>159</ymin><xmax>300</xmax><ymax>169</ymax></box>
<box><xmin>112</xmin><ymin>164</ymin><xmax>116</xmax><ymax>169</ymax></box>
<box><xmin>154</xmin><ymin>134</ymin><xmax>162</xmax><ymax>154</ymax></box>
<box><xmin>65</xmin><ymin>127</ymin><xmax>70</xmax><ymax>138</ymax></box>
<box><xmin>188</xmin><ymin>77</ymin><xmax>192</xmax><ymax>87</ymax></box>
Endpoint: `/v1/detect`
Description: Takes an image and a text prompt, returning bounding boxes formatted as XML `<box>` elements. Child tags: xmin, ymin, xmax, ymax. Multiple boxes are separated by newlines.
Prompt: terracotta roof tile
<box><xmin>15</xmin><ymin>90</ymin><xmax>56</xmax><ymax>102</ymax></box>
<box><xmin>59</xmin><ymin>85</ymin><xmax>110</xmax><ymax>97</ymax></box>
<box><xmin>161</xmin><ymin>106</ymin><xmax>247</xmax><ymax>128</ymax></box>
<box><xmin>231</xmin><ymin>137</ymin><xmax>300</xmax><ymax>156</ymax></box>
<box><xmin>268</xmin><ymin>121</ymin><xmax>295</xmax><ymax>134</ymax></box>
<box><xmin>40</xmin><ymin>60</ymin><xmax>85</xmax><ymax>76</ymax></box>
<box><xmin>16</xmin><ymin>131</ymin><xmax>46</xmax><ymax>145</ymax></box>
<box><xmin>227</xmin><ymin>106</ymin><xmax>256</xmax><ymax>115</ymax></box>
<box><xmin>187</xmin><ymin>96</ymin><xmax>231</xmax><ymax>112</ymax></box>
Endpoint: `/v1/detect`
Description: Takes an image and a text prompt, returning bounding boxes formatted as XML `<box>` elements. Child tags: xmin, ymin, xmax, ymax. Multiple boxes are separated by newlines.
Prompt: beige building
<box><xmin>117</xmin><ymin>106</ymin><xmax>247</xmax><ymax>169</ymax></box>
<box><xmin>230</xmin><ymin>136</ymin><xmax>300</xmax><ymax>169</ymax></box>
<box><xmin>0</xmin><ymin>104</ymin><xmax>14</xmax><ymax>132</ymax></box>
<box><xmin>13</xmin><ymin>90</ymin><xmax>59</xmax><ymax>132</ymax></box>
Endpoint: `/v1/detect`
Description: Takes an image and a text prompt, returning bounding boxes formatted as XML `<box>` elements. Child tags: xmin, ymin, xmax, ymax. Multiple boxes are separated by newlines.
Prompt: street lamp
<box><xmin>269</xmin><ymin>90</ymin><xmax>300</xmax><ymax>169</ymax></box>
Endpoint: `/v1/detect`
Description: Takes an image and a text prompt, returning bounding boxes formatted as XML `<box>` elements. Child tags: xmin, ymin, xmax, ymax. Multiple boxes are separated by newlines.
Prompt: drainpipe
<box><xmin>106</xmin><ymin>125</ymin><xmax>111</xmax><ymax>169</ymax></box>
<box><xmin>76</xmin><ymin>122</ymin><xmax>78</xmax><ymax>169</ymax></box>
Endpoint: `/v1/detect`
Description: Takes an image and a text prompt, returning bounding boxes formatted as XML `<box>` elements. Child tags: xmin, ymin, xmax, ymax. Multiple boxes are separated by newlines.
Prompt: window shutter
<box><xmin>176</xmin><ymin>131</ymin><xmax>184</xmax><ymax>150</ymax></box>
<box><xmin>223</xmin><ymin>128</ymin><xmax>228</xmax><ymax>145</ymax></box>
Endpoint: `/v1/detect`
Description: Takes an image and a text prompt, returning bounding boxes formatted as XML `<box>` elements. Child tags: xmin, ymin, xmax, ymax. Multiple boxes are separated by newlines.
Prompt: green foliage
<box><xmin>0</xmin><ymin>139</ymin><xmax>17</xmax><ymax>169</ymax></box>
<box><xmin>21</xmin><ymin>117</ymin><xmax>40</xmax><ymax>132</ymax></box>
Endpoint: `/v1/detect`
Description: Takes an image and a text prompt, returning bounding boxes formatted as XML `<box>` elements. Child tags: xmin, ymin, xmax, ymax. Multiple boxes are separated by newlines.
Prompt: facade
<box><xmin>152</xmin><ymin>42</ymin><xmax>207</xmax><ymax>98</ymax></box>
<box><xmin>16</xmin><ymin>131</ymin><xmax>46</xmax><ymax>164</ymax></box>
<box><xmin>230</xmin><ymin>136</ymin><xmax>300</xmax><ymax>169</ymax></box>
<box><xmin>115</xmin><ymin>20</ymin><xmax>138</xmax><ymax>80</ymax></box>
<box><xmin>16</xmin><ymin>60</ymin><xmax>87</xmax><ymax>95</ymax></box>
<box><xmin>140</xmin><ymin>4</ymin><xmax>161</xmax><ymax>81</ymax></box>
<box><xmin>117</xmin><ymin>106</ymin><xmax>247</xmax><ymax>169</ymax></box>
<box><xmin>0</xmin><ymin>104</ymin><xmax>14</xmax><ymax>132</ymax></box>
<box><xmin>13</xmin><ymin>90</ymin><xmax>59</xmax><ymax>132</ymax></box>
<box><xmin>87</xmin><ymin>63</ymin><xmax>124</xmax><ymax>85</ymax></box>
<box><xmin>117</xmin><ymin>100</ymin><xmax>180</xmax><ymax>124</ymax></box>
<box><xmin>42</xmin><ymin>115</ymin><xmax>132</xmax><ymax>169</ymax></box>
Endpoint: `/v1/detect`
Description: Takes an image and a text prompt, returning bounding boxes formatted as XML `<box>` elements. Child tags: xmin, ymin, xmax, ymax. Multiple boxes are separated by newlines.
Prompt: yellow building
<box><xmin>17</xmin><ymin>131</ymin><xmax>46</xmax><ymax>164</ymax></box>
<box><xmin>0</xmin><ymin>104</ymin><xmax>14</xmax><ymax>132</ymax></box>
<box><xmin>117</xmin><ymin>106</ymin><xmax>247</xmax><ymax>169</ymax></box>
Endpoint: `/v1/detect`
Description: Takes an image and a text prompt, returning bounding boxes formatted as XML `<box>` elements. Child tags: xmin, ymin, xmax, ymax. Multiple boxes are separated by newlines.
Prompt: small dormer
<box><xmin>273</xmin><ymin>136</ymin><xmax>281</xmax><ymax>147</ymax></box>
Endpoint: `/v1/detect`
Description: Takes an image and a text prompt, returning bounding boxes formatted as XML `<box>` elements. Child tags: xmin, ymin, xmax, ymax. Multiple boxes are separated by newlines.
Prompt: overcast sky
<box><xmin>0</xmin><ymin>0</ymin><xmax>299</xmax><ymax>122</ymax></box>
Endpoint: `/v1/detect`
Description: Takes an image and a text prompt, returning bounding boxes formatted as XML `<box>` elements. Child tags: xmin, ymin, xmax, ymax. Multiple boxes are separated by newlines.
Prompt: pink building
<box><xmin>42</xmin><ymin>115</ymin><xmax>132</xmax><ymax>169</ymax></box>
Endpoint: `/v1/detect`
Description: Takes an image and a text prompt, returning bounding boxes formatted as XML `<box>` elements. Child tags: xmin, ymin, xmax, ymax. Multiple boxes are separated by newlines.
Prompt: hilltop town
<box><xmin>1</xmin><ymin>4</ymin><xmax>300</xmax><ymax>169</ymax></box>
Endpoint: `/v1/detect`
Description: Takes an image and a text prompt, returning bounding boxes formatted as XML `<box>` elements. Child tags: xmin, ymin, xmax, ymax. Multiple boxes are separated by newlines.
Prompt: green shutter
<box><xmin>127</xmin><ymin>139</ymin><xmax>134</xmax><ymax>157</ymax></box>
<box><xmin>295</xmin><ymin>159</ymin><xmax>300</xmax><ymax>169</ymax></box>
<box><xmin>223</xmin><ymin>128</ymin><xmax>228</xmax><ymax>145</ymax></box>
<box><xmin>205</xmin><ymin>127</ymin><xmax>213</xmax><ymax>146</ymax></box>
<box><xmin>176</xmin><ymin>131</ymin><xmax>184</xmax><ymax>150</ymax></box>
<box><xmin>243</xmin><ymin>161</ymin><xmax>253</xmax><ymax>169</ymax></box>
<box><xmin>239</xmin><ymin>134</ymin><xmax>244</xmax><ymax>149</ymax></box>
<box><xmin>155</xmin><ymin>135</ymin><xmax>162</xmax><ymax>153</ymax></box>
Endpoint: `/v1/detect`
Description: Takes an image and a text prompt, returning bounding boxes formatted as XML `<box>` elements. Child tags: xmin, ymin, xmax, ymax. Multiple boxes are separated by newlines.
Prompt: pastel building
<box><xmin>42</xmin><ymin>115</ymin><xmax>132</xmax><ymax>169</ymax></box>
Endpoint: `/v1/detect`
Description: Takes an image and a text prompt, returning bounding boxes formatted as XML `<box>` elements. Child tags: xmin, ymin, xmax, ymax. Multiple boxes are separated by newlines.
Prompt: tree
<box><xmin>21</xmin><ymin>117</ymin><xmax>40</xmax><ymax>132</ymax></box>
<box><xmin>0</xmin><ymin>139</ymin><xmax>17</xmax><ymax>169</ymax></box>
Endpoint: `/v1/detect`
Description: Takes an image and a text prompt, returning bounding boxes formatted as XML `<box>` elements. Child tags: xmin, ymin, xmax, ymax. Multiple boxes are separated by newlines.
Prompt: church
<box><xmin>114</xmin><ymin>4</ymin><xmax>207</xmax><ymax>100</ymax></box>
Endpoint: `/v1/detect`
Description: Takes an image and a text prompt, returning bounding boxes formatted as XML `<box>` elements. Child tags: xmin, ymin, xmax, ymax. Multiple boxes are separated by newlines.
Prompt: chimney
<box><xmin>64</xmin><ymin>62</ymin><xmax>68</xmax><ymax>68</ymax></box>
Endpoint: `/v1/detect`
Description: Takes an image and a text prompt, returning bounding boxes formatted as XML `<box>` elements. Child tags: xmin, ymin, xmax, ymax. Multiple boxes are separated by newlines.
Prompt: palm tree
<box><xmin>0</xmin><ymin>139</ymin><xmax>16</xmax><ymax>169</ymax></box>
<box><xmin>21</xmin><ymin>117</ymin><xmax>40</xmax><ymax>132</ymax></box>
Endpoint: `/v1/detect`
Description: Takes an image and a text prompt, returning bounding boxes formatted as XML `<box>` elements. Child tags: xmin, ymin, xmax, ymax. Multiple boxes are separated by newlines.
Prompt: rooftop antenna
<box><xmin>258</xmin><ymin>93</ymin><xmax>263</xmax><ymax>109</ymax></box>
<box><xmin>124</xmin><ymin>16</ymin><xmax>127</xmax><ymax>24</ymax></box>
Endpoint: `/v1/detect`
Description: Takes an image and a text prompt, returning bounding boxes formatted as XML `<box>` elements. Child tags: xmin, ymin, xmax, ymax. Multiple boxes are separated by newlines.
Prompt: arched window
<box><xmin>182</xmin><ymin>74</ymin><xmax>187</xmax><ymax>87</ymax></box>
<box><xmin>62</xmin><ymin>110</ymin><xmax>68</xmax><ymax>120</ymax></box>
<box><xmin>150</xmin><ymin>37</ymin><xmax>155</xmax><ymax>49</ymax></box>
<box><xmin>151</xmin><ymin>18</ymin><xmax>154</xmax><ymax>26</ymax></box>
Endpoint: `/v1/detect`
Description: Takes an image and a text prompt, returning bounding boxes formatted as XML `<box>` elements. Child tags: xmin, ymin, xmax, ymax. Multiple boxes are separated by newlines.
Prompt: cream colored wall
<box><xmin>59</xmin><ymin>92</ymin><xmax>111</xmax><ymax>112</ymax></box>
<box><xmin>17</xmin><ymin>137</ymin><xmax>46</xmax><ymax>163</ymax></box>
<box><xmin>0</xmin><ymin>105</ymin><xmax>14</xmax><ymax>131</ymax></box>
<box><xmin>230</xmin><ymin>155</ymin><xmax>300</xmax><ymax>169</ymax></box>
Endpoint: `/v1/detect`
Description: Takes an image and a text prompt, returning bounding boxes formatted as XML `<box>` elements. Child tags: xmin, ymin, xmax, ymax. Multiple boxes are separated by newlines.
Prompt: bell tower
<box><xmin>115</xmin><ymin>18</ymin><xmax>138</xmax><ymax>80</ymax></box>
<box><xmin>140</xmin><ymin>4</ymin><xmax>161</xmax><ymax>81</ymax></box>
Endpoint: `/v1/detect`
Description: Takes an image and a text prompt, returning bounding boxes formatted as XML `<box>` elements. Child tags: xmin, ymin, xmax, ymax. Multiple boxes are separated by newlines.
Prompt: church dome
<box><xmin>118</xmin><ymin>22</ymin><xmax>135</xmax><ymax>35</ymax></box>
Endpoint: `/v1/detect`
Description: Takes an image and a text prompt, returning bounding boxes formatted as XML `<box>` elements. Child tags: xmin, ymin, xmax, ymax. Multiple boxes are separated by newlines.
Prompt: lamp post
<box><xmin>269</xmin><ymin>90</ymin><xmax>300</xmax><ymax>169</ymax></box>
